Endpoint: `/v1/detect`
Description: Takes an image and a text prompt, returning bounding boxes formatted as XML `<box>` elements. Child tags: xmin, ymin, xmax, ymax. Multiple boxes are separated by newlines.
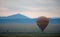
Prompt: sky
<box><xmin>0</xmin><ymin>0</ymin><xmax>60</xmax><ymax>18</ymax></box>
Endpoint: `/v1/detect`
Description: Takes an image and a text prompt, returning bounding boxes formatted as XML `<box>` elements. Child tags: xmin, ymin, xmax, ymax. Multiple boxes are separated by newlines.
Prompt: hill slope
<box><xmin>0</xmin><ymin>14</ymin><xmax>60</xmax><ymax>24</ymax></box>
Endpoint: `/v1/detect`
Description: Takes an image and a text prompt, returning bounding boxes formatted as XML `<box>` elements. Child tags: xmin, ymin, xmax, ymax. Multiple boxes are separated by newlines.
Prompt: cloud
<box><xmin>0</xmin><ymin>12</ymin><xmax>18</xmax><ymax>16</ymax></box>
<box><xmin>0</xmin><ymin>0</ymin><xmax>59</xmax><ymax>7</ymax></box>
<box><xmin>0</xmin><ymin>10</ymin><xmax>60</xmax><ymax>18</ymax></box>
<box><xmin>18</xmin><ymin>11</ymin><xmax>60</xmax><ymax>18</ymax></box>
<box><xmin>0</xmin><ymin>0</ymin><xmax>60</xmax><ymax>18</ymax></box>
<box><xmin>0</xmin><ymin>7</ymin><xmax>10</xmax><ymax>12</ymax></box>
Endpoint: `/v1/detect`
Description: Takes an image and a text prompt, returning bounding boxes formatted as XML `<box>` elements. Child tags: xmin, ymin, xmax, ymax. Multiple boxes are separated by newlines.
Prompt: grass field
<box><xmin>0</xmin><ymin>24</ymin><xmax>60</xmax><ymax>37</ymax></box>
<box><xmin>0</xmin><ymin>33</ymin><xmax>60</xmax><ymax>37</ymax></box>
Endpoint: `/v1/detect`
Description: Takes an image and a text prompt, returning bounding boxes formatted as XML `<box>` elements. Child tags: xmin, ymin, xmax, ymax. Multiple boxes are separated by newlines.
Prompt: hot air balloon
<box><xmin>37</xmin><ymin>16</ymin><xmax>49</xmax><ymax>32</ymax></box>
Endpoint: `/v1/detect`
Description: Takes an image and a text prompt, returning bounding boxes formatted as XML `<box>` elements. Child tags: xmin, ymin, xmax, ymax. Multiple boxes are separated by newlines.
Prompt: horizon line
<box><xmin>0</xmin><ymin>14</ymin><xmax>60</xmax><ymax>19</ymax></box>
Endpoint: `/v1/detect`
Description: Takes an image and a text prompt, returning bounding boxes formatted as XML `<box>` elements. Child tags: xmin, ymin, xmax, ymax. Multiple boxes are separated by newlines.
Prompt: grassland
<box><xmin>0</xmin><ymin>24</ymin><xmax>60</xmax><ymax>37</ymax></box>
<box><xmin>0</xmin><ymin>33</ymin><xmax>60</xmax><ymax>37</ymax></box>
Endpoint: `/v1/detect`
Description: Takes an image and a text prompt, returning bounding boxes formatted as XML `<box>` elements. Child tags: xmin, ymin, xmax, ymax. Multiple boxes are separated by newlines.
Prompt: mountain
<box><xmin>48</xmin><ymin>18</ymin><xmax>60</xmax><ymax>24</ymax></box>
<box><xmin>0</xmin><ymin>14</ymin><xmax>30</xmax><ymax>19</ymax></box>
<box><xmin>0</xmin><ymin>14</ymin><xmax>36</xmax><ymax>24</ymax></box>
<box><xmin>0</xmin><ymin>14</ymin><xmax>60</xmax><ymax>24</ymax></box>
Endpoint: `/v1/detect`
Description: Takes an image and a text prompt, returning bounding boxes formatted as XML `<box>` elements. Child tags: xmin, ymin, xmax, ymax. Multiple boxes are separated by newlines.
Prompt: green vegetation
<box><xmin>0</xmin><ymin>34</ymin><xmax>60</xmax><ymax>37</ymax></box>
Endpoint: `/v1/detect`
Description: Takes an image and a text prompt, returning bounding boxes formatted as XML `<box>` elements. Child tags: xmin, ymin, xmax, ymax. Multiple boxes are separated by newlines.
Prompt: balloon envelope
<box><xmin>37</xmin><ymin>16</ymin><xmax>49</xmax><ymax>32</ymax></box>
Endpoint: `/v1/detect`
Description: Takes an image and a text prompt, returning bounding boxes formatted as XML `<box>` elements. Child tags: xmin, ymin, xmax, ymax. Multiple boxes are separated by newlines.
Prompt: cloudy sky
<box><xmin>0</xmin><ymin>0</ymin><xmax>60</xmax><ymax>18</ymax></box>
